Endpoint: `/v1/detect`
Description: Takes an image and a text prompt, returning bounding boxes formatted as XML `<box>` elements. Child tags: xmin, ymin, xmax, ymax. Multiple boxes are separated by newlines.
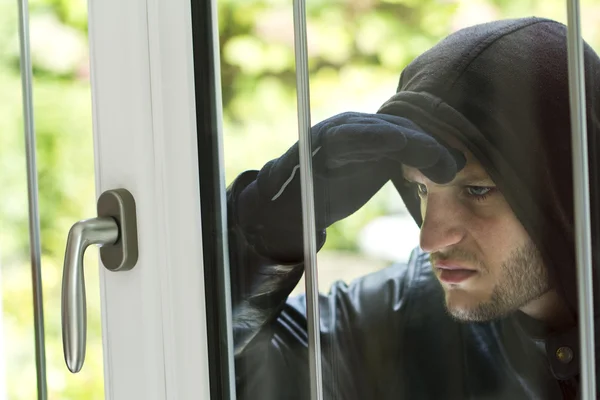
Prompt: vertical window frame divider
<box><xmin>566</xmin><ymin>0</ymin><xmax>597</xmax><ymax>397</ymax></box>
<box><xmin>292</xmin><ymin>0</ymin><xmax>325</xmax><ymax>399</ymax></box>
<box><xmin>16</xmin><ymin>0</ymin><xmax>47</xmax><ymax>398</ymax></box>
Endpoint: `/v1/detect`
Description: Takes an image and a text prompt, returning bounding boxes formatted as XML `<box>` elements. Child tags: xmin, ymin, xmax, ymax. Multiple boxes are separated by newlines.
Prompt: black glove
<box><xmin>236</xmin><ymin>112</ymin><xmax>465</xmax><ymax>262</ymax></box>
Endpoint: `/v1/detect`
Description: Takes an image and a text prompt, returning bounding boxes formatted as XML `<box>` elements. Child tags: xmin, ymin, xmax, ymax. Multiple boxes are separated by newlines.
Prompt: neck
<box><xmin>520</xmin><ymin>290</ymin><xmax>575</xmax><ymax>331</ymax></box>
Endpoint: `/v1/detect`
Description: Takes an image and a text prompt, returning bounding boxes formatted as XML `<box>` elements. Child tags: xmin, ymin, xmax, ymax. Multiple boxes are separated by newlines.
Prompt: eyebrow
<box><xmin>402</xmin><ymin>171</ymin><xmax>495</xmax><ymax>186</ymax></box>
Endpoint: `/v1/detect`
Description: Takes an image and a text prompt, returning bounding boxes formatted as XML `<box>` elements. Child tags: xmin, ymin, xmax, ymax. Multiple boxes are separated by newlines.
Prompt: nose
<box><xmin>419</xmin><ymin>194</ymin><xmax>466</xmax><ymax>253</ymax></box>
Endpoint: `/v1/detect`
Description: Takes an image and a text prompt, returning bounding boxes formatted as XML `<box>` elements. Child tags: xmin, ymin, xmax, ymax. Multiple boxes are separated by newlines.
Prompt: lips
<box><xmin>434</xmin><ymin>260</ymin><xmax>477</xmax><ymax>283</ymax></box>
<box><xmin>434</xmin><ymin>260</ymin><xmax>475</xmax><ymax>270</ymax></box>
<box><xmin>438</xmin><ymin>269</ymin><xmax>477</xmax><ymax>283</ymax></box>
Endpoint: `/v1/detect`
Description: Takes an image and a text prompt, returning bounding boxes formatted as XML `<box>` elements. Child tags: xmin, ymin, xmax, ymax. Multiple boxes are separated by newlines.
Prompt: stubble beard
<box><xmin>437</xmin><ymin>241</ymin><xmax>550</xmax><ymax>322</ymax></box>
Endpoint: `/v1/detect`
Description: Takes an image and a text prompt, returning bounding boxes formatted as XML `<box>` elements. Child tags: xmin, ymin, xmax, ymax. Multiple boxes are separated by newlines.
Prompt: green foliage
<box><xmin>0</xmin><ymin>1</ymin><xmax>98</xmax><ymax>397</ymax></box>
<box><xmin>1</xmin><ymin>0</ymin><xmax>600</xmax><ymax>398</ymax></box>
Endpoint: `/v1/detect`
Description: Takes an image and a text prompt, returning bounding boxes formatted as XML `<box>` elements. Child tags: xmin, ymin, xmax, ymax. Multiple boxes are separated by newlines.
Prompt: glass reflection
<box><xmin>223</xmin><ymin>2</ymin><xmax>600</xmax><ymax>398</ymax></box>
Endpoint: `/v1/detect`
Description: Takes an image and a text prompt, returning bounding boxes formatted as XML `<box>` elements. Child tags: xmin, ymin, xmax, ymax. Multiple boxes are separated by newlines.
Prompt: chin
<box><xmin>444</xmin><ymin>291</ymin><xmax>497</xmax><ymax>322</ymax></box>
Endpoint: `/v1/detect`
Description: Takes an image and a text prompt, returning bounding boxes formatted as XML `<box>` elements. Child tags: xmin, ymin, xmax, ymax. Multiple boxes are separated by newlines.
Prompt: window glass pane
<box><xmin>220</xmin><ymin>2</ymin><xmax>312</xmax><ymax>396</ymax></box>
<box><xmin>1</xmin><ymin>3</ymin><xmax>36</xmax><ymax>398</ymax></box>
<box><xmin>0</xmin><ymin>1</ymin><xmax>104</xmax><ymax>398</ymax></box>
<box><xmin>224</xmin><ymin>0</ymin><xmax>600</xmax><ymax>398</ymax></box>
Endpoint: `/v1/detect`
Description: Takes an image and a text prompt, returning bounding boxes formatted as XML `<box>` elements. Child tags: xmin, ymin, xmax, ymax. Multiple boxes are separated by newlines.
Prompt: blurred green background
<box><xmin>0</xmin><ymin>0</ymin><xmax>599</xmax><ymax>398</ymax></box>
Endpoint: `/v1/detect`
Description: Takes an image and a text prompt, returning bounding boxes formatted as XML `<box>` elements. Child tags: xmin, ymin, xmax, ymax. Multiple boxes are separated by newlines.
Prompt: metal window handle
<box><xmin>61</xmin><ymin>188</ymin><xmax>138</xmax><ymax>373</ymax></box>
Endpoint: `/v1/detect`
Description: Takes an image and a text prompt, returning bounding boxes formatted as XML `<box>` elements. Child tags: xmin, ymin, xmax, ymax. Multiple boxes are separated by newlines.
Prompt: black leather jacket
<box><xmin>229</xmin><ymin>172</ymin><xmax>582</xmax><ymax>400</ymax></box>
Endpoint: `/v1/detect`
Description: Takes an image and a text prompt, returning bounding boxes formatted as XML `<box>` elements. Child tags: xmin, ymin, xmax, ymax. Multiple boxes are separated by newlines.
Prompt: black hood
<box><xmin>378</xmin><ymin>17</ymin><xmax>600</xmax><ymax>316</ymax></box>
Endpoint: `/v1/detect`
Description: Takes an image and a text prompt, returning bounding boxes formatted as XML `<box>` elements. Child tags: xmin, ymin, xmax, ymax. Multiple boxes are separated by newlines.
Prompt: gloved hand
<box><xmin>236</xmin><ymin>112</ymin><xmax>465</xmax><ymax>262</ymax></box>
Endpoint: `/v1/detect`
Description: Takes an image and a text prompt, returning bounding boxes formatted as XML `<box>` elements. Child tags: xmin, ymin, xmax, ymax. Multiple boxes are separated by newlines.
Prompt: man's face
<box><xmin>402</xmin><ymin>141</ymin><xmax>550</xmax><ymax>322</ymax></box>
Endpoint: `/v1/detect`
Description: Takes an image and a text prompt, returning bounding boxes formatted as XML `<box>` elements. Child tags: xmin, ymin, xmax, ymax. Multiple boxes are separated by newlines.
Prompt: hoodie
<box><xmin>379</xmin><ymin>17</ymin><xmax>600</xmax><ymax>318</ymax></box>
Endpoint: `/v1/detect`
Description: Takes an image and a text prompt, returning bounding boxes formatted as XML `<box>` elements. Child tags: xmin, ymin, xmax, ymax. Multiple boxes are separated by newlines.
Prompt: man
<box><xmin>227</xmin><ymin>17</ymin><xmax>600</xmax><ymax>399</ymax></box>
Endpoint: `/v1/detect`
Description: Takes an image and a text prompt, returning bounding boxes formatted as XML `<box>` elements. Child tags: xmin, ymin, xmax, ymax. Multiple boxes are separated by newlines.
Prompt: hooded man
<box><xmin>227</xmin><ymin>17</ymin><xmax>600</xmax><ymax>399</ymax></box>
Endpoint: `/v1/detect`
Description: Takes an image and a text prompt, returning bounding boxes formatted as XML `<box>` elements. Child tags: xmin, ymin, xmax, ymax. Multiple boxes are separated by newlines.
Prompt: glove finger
<box><xmin>319</xmin><ymin>122</ymin><xmax>445</xmax><ymax>168</ymax></box>
<box><xmin>322</xmin><ymin>122</ymin><xmax>407</xmax><ymax>156</ymax></box>
<box><xmin>379</xmin><ymin>129</ymin><xmax>451</xmax><ymax>166</ymax></box>
<box><xmin>320</xmin><ymin>114</ymin><xmax>451</xmax><ymax>164</ymax></box>
<box><xmin>417</xmin><ymin>148</ymin><xmax>466</xmax><ymax>184</ymax></box>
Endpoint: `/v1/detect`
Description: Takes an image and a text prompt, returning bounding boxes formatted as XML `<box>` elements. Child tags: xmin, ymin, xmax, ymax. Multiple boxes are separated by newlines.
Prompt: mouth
<box><xmin>434</xmin><ymin>260</ymin><xmax>478</xmax><ymax>284</ymax></box>
<box><xmin>437</xmin><ymin>268</ymin><xmax>478</xmax><ymax>283</ymax></box>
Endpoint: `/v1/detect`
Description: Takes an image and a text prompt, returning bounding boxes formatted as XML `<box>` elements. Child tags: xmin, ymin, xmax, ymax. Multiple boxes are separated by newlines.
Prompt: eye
<box><xmin>465</xmin><ymin>186</ymin><xmax>495</xmax><ymax>200</ymax></box>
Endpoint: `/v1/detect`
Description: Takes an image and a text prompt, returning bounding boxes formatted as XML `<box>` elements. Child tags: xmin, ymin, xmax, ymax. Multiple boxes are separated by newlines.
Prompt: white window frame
<box><xmin>88</xmin><ymin>0</ymin><xmax>211</xmax><ymax>396</ymax></box>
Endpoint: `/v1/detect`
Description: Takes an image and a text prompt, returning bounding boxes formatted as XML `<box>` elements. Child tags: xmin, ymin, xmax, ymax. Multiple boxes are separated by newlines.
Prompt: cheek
<box><xmin>471</xmin><ymin>213</ymin><xmax>531</xmax><ymax>268</ymax></box>
<box><xmin>419</xmin><ymin>193</ymin><xmax>531</xmax><ymax>255</ymax></box>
